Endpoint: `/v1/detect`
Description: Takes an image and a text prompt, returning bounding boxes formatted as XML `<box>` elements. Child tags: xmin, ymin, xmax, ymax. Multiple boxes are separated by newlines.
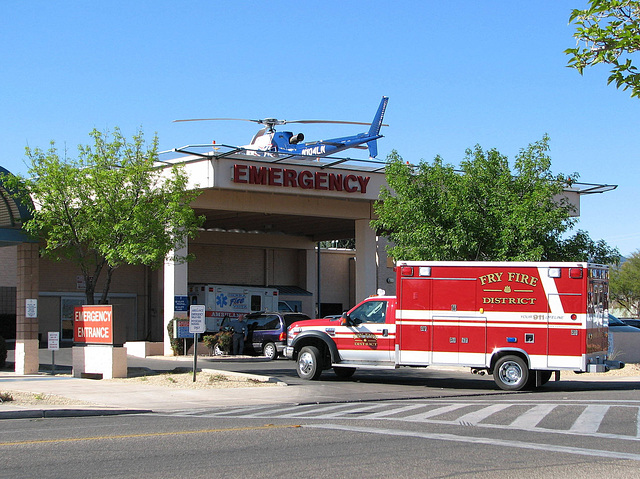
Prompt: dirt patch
<box><xmin>107</xmin><ymin>368</ymin><xmax>281</xmax><ymax>390</ymax></box>
<box><xmin>0</xmin><ymin>390</ymin><xmax>83</xmax><ymax>406</ymax></box>
<box><xmin>563</xmin><ymin>362</ymin><xmax>640</xmax><ymax>378</ymax></box>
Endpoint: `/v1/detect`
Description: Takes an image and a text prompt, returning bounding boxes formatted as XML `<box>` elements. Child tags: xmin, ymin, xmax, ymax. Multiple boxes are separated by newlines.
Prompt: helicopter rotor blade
<box><xmin>286</xmin><ymin>120</ymin><xmax>390</xmax><ymax>128</ymax></box>
<box><xmin>174</xmin><ymin>118</ymin><xmax>388</xmax><ymax>127</ymax></box>
<box><xmin>173</xmin><ymin>118</ymin><xmax>258</xmax><ymax>123</ymax></box>
<box><xmin>287</xmin><ymin>120</ymin><xmax>368</xmax><ymax>126</ymax></box>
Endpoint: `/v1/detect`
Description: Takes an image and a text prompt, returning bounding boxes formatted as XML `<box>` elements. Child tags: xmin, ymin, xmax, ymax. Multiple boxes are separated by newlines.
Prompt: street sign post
<box><xmin>189</xmin><ymin>305</ymin><xmax>206</xmax><ymax>382</ymax></box>
<box><xmin>48</xmin><ymin>331</ymin><xmax>60</xmax><ymax>375</ymax></box>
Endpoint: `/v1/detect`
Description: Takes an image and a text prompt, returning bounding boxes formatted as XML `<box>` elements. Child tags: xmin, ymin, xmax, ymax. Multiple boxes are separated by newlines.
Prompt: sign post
<box><xmin>189</xmin><ymin>305</ymin><xmax>206</xmax><ymax>382</ymax></box>
<box><xmin>47</xmin><ymin>331</ymin><xmax>60</xmax><ymax>375</ymax></box>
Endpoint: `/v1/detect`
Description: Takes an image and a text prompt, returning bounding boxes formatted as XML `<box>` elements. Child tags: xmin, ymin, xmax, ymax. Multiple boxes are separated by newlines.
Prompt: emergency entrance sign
<box><xmin>73</xmin><ymin>305</ymin><xmax>113</xmax><ymax>344</ymax></box>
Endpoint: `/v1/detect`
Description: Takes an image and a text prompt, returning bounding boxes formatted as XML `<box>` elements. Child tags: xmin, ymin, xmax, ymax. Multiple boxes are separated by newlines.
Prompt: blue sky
<box><xmin>2</xmin><ymin>1</ymin><xmax>638</xmax><ymax>256</ymax></box>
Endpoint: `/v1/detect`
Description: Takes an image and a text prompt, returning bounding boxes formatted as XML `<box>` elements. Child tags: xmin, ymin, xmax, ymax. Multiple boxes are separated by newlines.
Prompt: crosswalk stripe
<box><xmin>277</xmin><ymin>403</ymin><xmax>353</xmax><ymax>418</ymax></box>
<box><xmin>207</xmin><ymin>406</ymin><xmax>268</xmax><ymax>416</ymax></box>
<box><xmin>455</xmin><ymin>403</ymin><xmax>512</xmax><ymax>425</ymax></box>
<box><xmin>509</xmin><ymin>404</ymin><xmax>557</xmax><ymax>429</ymax></box>
<box><xmin>313</xmin><ymin>403</ymin><xmax>383</xmax><ymax>418</ymax></box>
<box><xmin>357</xmin><ymin>403</ymin><xmax>428</xmax><ymax>419</ymax></box>
<box><xmin>177</xmin><ymin>401</ymin><xmax>640</xmax><ymax>441</ymax></box>
<box><xmin>570</xmin><ymin>405</ymin><xmax>610</xmax><ymax>434</ymax></box>
<box><xmin>402</xmin><ymin>403</ymin><xmax>469</xmax><ymax>421</ymax></box>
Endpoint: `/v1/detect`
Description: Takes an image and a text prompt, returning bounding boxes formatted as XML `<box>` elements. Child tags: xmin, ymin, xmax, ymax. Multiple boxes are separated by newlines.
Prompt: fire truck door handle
<box><xmin>378</xmin><ymin>328</ymin><xmax>389</xmax><ymax>337</ymax></box>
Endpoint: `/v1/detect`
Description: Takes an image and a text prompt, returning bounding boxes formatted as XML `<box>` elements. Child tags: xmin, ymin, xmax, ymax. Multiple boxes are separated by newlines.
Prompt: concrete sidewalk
<box><xmin>0</xmin><ymin>369</ymin><xmax>305</xmax><ymax>419</ymax></box>
<box><xmin>0</xmin><ymin>349</ymin><xmax>302</xmax><ymax>419</ymax></box>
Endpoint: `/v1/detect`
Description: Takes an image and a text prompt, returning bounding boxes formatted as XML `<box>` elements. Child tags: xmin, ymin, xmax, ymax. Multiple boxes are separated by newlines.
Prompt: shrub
<box><xmin>0</xmin><ymin>391</ymin><xmax>14</xmax><ymax>403</ymax></box>
<box><xmin>202</xmin><ymin>334</ymin><xmax>217</xmax><ymax>351</ymax></box>
<box><xmin>203</xmin><ymin>331</ymin><xmax>233</xmax><ymax>355</ymax></box>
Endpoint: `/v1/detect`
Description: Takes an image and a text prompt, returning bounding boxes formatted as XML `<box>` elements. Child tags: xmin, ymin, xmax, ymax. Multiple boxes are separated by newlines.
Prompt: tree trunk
<box><xmin>99</xmin><ymin>267</ymin><xmax>115</xmax><ymax>304</ymax></box>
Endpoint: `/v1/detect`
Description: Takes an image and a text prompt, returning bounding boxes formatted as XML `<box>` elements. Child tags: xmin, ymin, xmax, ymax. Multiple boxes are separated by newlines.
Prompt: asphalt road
<box><xmin>3</xmin><ymin>403</ymin><xmax>640</xmax><ymax>479</ymax></box>
<box><xmin>4</xmin><ymin>349</ymin><xmax>640</xmax><ymax>477</ymax></box>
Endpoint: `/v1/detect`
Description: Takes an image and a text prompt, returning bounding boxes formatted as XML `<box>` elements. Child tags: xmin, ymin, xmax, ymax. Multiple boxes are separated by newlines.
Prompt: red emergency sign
<box><xmin>73</xmin><ymin>305</ymin><xmax>113</xmax><ymax>344</ymax></box>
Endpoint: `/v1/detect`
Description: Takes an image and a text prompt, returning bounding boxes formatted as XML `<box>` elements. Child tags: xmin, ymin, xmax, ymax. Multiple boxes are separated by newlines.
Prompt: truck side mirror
<box><xmin>341</xmin><ymin>312</ymin><xmax>361</xmax><ymax>326</ymax></box>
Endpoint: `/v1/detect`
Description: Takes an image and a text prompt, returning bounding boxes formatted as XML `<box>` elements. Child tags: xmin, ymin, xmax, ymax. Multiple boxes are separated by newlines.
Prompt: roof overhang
<box><xmin>156</xmin><ymin>147</ymin><xmax>617</xmax><ymax>240</ymax></box>
<box><xmin>0</xmin><ymin>166</ymin><xmax>35</xmax><ymax>245</ymax></box>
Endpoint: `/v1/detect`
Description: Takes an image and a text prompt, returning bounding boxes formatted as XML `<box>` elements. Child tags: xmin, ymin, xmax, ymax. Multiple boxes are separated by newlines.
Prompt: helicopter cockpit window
<box><xmin>349</xmin><ymin>300</ymin><xmax>387</xmax><ymax>324</ymax></box>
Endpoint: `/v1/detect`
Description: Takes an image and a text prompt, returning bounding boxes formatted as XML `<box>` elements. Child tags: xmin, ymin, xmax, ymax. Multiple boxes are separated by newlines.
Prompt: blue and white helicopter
<box><xmin>174</xmin><ymin>96</ymin><xmax>388</xmax><ymax>159</ymax></box>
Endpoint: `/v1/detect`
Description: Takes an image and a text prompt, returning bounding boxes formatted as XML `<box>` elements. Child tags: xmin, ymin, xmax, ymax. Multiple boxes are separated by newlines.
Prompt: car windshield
<box><xmin>608</xmin><ymin>314</ymin><xmax>626</xmax><ymax>326</ymax></box>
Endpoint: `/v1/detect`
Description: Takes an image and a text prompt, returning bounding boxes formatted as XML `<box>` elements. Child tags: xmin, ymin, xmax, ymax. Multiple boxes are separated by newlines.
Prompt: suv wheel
<box><xmin>263</xmin><ymin>342</ymin><xmax>278</xmax><ymax>360</ymax></box>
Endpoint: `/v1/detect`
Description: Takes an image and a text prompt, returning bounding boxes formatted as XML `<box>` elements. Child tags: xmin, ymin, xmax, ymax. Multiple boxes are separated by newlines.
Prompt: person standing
<box><xmin>232</xmin><ymin>315</ymin><xmax>247</xmax><ymax>355</ymax></box>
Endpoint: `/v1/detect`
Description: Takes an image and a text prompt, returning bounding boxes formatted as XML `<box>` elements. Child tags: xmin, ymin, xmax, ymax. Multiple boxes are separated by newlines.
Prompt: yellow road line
<box><xmin>0</xmin><ymin>424</ymin><xmax>302</xmax><ymax>446</ymax></box>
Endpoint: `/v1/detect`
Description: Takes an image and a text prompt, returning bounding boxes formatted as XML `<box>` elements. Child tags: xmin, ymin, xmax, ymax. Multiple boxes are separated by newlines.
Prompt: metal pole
<box><xmin>192</xmin><ymin>333</ymin><xmax>198</xmax><ymax>382</ymax></box>
<box><xmin>51</xmin><ymin>350</ymin><xmax>55</xmax><ymax>376</ymax></box>
<box><xmin>317</xmin><ymin>242</ymin><xmax>321</xmax><ymax>318</ymax></box>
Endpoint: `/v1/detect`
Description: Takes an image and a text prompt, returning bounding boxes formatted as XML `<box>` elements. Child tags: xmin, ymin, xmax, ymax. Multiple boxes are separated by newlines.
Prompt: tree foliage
<box><xmin>3</xmin><ymin>128</ymin><xmax>204</xmax><ymax>304</ymax></box>
<box><xmin>566</xmin><ymin>0</ymin><xmax>640</xmax><ymax>98</ymax></box>
<box><xmin>372</xmin><ymin>136</ymin><xmax>620</xmax><ymax>264</ymax></box>
<box><xmin>610</xmin><ymin>251</ymin><xmax>640</xmax><ymax>317</ymax></box>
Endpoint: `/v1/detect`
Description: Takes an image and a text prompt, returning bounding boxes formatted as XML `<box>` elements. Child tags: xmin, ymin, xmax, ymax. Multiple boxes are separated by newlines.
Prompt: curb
<box><xmin>0</xmin><ymin>408</ymin><xmax>151</xmax><ymax>420</ymax></box>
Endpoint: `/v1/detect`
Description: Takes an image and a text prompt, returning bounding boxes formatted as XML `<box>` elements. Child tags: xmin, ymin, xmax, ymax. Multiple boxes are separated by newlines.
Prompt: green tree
<box><xmin>4</xmin><ymin>128</ymin><xmax>204</xmax><ymax>305</ymax></box>
<box><xmin>566</xmin><ymin>0</ymin><xmax>640</xmax><ymax>98</ymax></box>
<box><xmin>372</xmin><ymin>136</ymin><xmax>620</xmax><ymax>263</ymax></box>
<box><xmin>610</xmin><ymin>251</ymin><xmax>640</xmax><ymax>317</ymax></box>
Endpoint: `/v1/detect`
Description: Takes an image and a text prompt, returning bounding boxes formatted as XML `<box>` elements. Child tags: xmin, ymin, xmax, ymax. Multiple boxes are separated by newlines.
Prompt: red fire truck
<box><xmin>284</xmin><ymin>261</ymin><xmax>624</xmax><ymax>391</ymax></box>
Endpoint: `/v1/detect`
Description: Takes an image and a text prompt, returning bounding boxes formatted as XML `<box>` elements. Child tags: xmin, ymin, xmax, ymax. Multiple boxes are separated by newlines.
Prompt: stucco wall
<box><xmin>0</xmin><ymin>245</ymin><xmax>16</xmax><ymax>287</ymax></box>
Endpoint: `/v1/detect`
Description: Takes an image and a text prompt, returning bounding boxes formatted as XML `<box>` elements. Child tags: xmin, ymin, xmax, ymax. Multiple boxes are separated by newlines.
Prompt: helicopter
<box><xmin>174</xmin><ymin>96</ymin><xmax>388</xmax><ymax>159</ymax></box>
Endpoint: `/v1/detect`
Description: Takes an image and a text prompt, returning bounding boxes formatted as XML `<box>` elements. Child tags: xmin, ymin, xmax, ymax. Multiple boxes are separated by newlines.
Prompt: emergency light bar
<box><xmin>400</xmin><ymin>266</ymin><xmax>431</xmax><ymax>277</ymax></box>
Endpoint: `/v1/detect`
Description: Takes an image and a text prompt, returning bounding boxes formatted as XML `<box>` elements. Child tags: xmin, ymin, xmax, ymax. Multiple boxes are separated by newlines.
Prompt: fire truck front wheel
<box><xmin>493</xmin><ymin>355</ymin><xmax>530</xmax><ymax>391</ymax></box>
<box><xmin>297</xmin><ymin>346</ymin><xmax>323</xmax><ymax>380</ymax></box>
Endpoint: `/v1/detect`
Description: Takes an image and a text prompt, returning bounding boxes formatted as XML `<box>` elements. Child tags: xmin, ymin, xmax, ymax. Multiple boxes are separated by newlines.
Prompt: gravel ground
<box><xmin>107</xmin><ymin>368</ymin><xmax>281</xmax><ymax>390</ymax></box>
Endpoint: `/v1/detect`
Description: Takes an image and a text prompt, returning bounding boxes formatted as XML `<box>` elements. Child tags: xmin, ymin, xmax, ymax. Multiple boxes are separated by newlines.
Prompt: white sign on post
<box><xmin>189</xmin><ymin>305</ymin><xmax>206</xmax><ymax>334</ymax></box>
<box><xmin>48</xmin><ymin>331</ymin><xmax>60</xmax><ymax>350</ymax></box>
<box><xmin>25</xmin><ymin>299</ymin><xmax>38</xmax><ymax>318</ymax></box>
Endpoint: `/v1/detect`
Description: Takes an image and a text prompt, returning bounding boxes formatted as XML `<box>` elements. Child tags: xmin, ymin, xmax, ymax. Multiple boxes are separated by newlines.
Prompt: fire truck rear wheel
<box><xmin>526</xmin><ymin>370</ymin><xmax>553</xmax><ymax>388</ymax></box>
<box><xmin>539</xmin><ymin>370</ymin><xmax>553</xmax><ymax>385</ymax></box>
<box><xmin>494</xmin><ymin>355</ymin><xmax>529</xmax><ymax>391</ymax></box>
<box><xmin>333</xmin><ymin>366</ymin><xmax>356</xmax><ymax>379</ymax></box>
<box><xmin>297</xmin><ymin>346</ymin><xmax>323</xmax><ymax>380</ymax></box>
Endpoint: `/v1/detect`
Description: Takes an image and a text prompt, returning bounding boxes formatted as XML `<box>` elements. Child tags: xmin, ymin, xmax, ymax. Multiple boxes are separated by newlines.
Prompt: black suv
<box><xmin>243</xmin><ymin>311</ymin><xmax>311</xmax><ymax>359</ymax></box>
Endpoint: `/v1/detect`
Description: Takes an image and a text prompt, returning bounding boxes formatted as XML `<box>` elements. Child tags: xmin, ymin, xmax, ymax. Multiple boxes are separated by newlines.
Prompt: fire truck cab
<box><xmin>285</xmin><ymin>261</ymin><xmax>624</xmax><ymax>391</ymax></box>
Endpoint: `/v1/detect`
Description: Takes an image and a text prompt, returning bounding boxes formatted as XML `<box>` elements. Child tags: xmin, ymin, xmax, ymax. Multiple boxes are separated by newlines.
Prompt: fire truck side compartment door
<box><xmin>547</xmin><ymin>293</ymin><xmax>582</xmax><ymax>369</ymax></box>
